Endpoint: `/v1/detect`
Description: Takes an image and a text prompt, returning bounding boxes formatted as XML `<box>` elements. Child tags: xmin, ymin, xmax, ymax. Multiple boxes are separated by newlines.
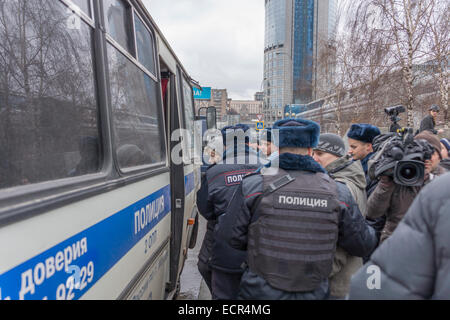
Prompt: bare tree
<box><xmin>423</xmin><ymin>0</ymin><xmax>449</xmax><ymax>124</ymax></box>
<box><xmin>315</xmin><ymin>0</ymin><xmax>447</xmax><ymax>133</ymax></box>
<box><xmin>370</xmin><ymin>0</ymin><xmax>434</xmax><ymax>125</ymax></box>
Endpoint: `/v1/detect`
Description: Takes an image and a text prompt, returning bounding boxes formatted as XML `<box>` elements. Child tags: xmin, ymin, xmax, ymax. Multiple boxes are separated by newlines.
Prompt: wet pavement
<box><xmin>177</xmin><ymin>215</ymin><xmax>211</xmax><ymax>300</ymax></box>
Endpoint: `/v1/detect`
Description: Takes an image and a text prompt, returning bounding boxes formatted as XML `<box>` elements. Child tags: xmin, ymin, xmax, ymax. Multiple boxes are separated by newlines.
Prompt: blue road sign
<box><xmin>256</xmin><ymin>121</ymin><xmax>265</xmax><ymax>131</ymax></box>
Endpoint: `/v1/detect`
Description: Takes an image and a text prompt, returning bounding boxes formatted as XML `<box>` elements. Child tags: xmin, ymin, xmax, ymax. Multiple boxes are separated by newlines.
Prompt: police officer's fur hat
<box><xmin>273</xmin><ymin>118</ymin><xmax>320</xmax><ymax>148</ymax></box>
<box><xmin>347</xmin><ymin>124</ymin><xmax>381</xmax><ymax>144</ymax></box>
<box><xmin>221</xmin><ymin>124</ymin><xmax>250</xmax><ymax>147</ymax></box>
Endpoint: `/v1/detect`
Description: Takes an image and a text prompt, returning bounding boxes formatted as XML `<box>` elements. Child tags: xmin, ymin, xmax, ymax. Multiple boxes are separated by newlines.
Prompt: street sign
<box><xmin>256</xmin><ymin>114</ymin><xmax>264</xmax><ymax>121</ymax></box>
<box><xmin>256</xmin><ymin>121</ymin><xmax>265</xmax><ymax>131</ymax></box>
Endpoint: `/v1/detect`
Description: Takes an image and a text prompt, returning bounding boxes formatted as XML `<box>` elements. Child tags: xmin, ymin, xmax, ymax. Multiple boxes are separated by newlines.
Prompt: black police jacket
<box><xmin>196</xmin><ymin>145</ymin><xmax>265</xmax><ymax>271</ymax></box>
<box><xmin>228</xmin><ymin>153</ymin><xmax>377</xmax><ymax>299</ymax></box>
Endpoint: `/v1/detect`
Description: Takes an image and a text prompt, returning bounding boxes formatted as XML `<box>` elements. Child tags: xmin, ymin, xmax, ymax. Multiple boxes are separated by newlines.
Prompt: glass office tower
<box><xmin>263</xmin><ymin>0</ymin><xmax>336</xmax><ymax>125</ymax></box>
<box><xmin>292</xmin><ymin>0</ymin><xmax>314</xmax><ymax>105</ymax></box>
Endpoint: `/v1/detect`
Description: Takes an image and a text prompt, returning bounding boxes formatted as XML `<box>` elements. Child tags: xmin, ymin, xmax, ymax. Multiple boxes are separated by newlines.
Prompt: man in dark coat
<box><xmin>419</xmin><ymin>104</ymin><xmax>444</xmax><ymax>135</ymax></box>
<box><xmin>228</xmin><ymin>119</ymin><xmax>377</xmax><ymax>300</ymax></box>
<box><xmin>196</xmin><ymin>124</ymin><xmax>265</xmax><ymax>299</ymax></box>
<box><xmin>349</xmin><ymin>172</ymin><xmax>450</xmax><ymax>299</ymax></box>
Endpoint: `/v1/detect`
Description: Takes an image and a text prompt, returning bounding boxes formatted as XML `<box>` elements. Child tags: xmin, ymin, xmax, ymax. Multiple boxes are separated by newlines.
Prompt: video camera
<box><xmin>368</xmin><ymin>127</ymin><xmax>434</xmax><ymax>186</ymax></box>
<box><xmin>384</xmin><ymin>105</ymin><xmax>406</xmax><ymax>118</ymax></box>
<box><xmin>385</xmin><ymin>105</ymin><xmax>405</xmax><ymax>132</ymax></box>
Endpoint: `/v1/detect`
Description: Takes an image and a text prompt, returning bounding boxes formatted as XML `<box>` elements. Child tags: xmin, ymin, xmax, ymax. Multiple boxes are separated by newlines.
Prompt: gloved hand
<box><xmin>379</xmin><ymin>175</ymin><xmax>394</xmax><ymax>187</ymax></box>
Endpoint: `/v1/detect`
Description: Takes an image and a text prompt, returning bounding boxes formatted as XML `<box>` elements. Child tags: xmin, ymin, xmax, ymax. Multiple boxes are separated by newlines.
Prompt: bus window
<box><xmin>181</xmin><ymin>77</ymin><xmax>195</xmax><ymax>152</ymax></box>
<box><xmin>134</xmin><ymin>12</ymin><xmax>156</xmax><ymax>76</ymax></box>
<box><xmin>103</xmin><ymin>0</ymin><xmax>134</xmax><ymax>55</ymax></box>
<box><xmin>107</xmin><ymin>43</ymin><xmax>166</xmax><ymax>170</ymax></box>
<box><xmin>0</xmin><ymin>0</ymin><xmax>101</xmax><ymax>190</ymax></box>
<box><xmin>71</xmin><ymin>0</ymin><xmax>92</xmax><ymax>18</ymax></box>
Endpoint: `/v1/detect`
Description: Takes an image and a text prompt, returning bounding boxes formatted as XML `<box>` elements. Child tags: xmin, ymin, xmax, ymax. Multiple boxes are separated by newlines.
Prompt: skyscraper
<box><xmin>263</xmin><ymin>0</ymin><xmax>337</xmax><ymax>125</ymax></box>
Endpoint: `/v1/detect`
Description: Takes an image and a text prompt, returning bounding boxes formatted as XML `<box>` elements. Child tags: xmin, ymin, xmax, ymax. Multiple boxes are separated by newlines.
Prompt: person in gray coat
<box><xmin>348</xmin><ymin>172</ymin><xmax>450</xmax><ymax>299</ymax></box>
<box><xmin>313</xmin><ymin>133</ymin><xmax>368</xmax><ymax>299</ymax></box>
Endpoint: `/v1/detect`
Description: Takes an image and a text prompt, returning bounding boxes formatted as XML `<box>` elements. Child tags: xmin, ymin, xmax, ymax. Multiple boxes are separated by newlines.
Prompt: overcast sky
<box><xmin>142</xmin><ymin>0</ymin><xmax>265</xmax><ymax>100</ymax></box>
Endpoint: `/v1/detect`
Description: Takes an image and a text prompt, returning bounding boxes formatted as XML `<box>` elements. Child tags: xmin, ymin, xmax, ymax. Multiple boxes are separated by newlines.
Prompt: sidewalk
<box><xmin>177</xmin><ymin>215</ymin><xmax>211</xmax><ymax>300</ymax></box>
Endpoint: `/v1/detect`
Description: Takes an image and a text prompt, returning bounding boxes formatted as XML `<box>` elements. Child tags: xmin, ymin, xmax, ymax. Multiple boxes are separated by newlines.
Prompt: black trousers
<box><xmin>197</xmin><ymin>260</ymin><xmax>212</xmax><ymax>293</ymax></box>
<box><xmin>211</xmin><ymin>269</ymin><xmax>242</xmax><ymax>300</ymax></box>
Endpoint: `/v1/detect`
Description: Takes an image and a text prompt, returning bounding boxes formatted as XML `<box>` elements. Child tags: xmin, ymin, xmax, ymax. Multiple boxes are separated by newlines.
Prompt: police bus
<box><xmin>0</xmin><ymin>0</ymin><xmax>206</xmax><ymax>300</ymax></box>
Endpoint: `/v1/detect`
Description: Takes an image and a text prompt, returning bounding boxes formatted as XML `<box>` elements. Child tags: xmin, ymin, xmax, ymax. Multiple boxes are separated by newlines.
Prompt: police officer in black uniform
<box><xmin>196</xmin><ymin>124</ymin><xmax>266</xmax><ymax>299</ymax></box>
<box><xmin>228</xmin><ymin>118</ymin><xmax>377</xmax><ymax>300</ymax></box>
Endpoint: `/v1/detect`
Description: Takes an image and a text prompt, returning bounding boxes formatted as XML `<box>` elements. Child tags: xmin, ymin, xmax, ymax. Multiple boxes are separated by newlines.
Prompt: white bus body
<box><xmin>0</xmin><ymin>0</ymin><xmax>201</xmax><ymax>300</ymax></box>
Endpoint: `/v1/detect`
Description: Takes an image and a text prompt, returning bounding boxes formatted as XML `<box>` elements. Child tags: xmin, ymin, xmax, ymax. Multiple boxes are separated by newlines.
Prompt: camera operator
<box><xmin>389</xmin><ymin>117</ymin><xmax>402</xmax><ymax>133</ymax></box>
<box><xmin>365</xmin><ymin>131</ymin><xmax>444</xmax><ymax>244</ymax></box>
<box><xmin>349</xmin><ymin>172</ymin><xmax>450</xmax><ymax>300</ymax></box>
<box><xmin>385</xmin><ymin>105</ymin><xmax>405</xmax><ymax>134</ymax></box>
<box><xmin>416</xmin><ymin>131</ymin><xmax>446</xmax><ymax>177</ymax></box>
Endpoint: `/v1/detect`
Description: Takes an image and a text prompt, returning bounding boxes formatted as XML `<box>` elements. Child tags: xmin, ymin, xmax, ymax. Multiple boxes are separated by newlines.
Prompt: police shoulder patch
<box><xmin>224</xmin><ymin>170</ymin><xmax>256</xmax><ymax>186</ymax></box>
<box><xmin>274</xmin><ymin>191</ymin><xmax>333</xmax><ymax>213</ymax></box>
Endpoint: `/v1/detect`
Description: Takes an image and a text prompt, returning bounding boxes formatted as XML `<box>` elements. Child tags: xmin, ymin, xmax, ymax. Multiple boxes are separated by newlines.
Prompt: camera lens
<box><xmin>394</xmin><ymin>160</ymin><xmax>425</xmax><ymax>186</ymax></box>
<box><xmin>400</xmin><ymin>165</ymin><xmax>416</xmax><ymax>180</ymax></box>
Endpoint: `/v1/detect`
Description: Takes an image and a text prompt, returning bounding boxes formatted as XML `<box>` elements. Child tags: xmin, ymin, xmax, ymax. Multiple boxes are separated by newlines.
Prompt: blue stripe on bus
<box><xmin>0</xmin><ymin>185</ymin><xmax>171</xmax><ymax>300</ymax></box>
<box><xmin>184</xmin><ymin>172</ymin><xmax>195</xmax><ymax>196</ymax></box>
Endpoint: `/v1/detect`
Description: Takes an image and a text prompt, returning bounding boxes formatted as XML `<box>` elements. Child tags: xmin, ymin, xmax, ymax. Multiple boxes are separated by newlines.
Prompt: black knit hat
<box><xmin>314</xmin><ymin>133</ymin><xmax>346</xmax><ymax>157</ymax></box>
<box><xmin>441</xmin><ymin>138</ymin><xmax>450</xmax><ymax>152</ymax></box>
<box><xmin>429</xmin><ymin>104</ymin><xmax>440</xmax><ymax>112</ymax></box>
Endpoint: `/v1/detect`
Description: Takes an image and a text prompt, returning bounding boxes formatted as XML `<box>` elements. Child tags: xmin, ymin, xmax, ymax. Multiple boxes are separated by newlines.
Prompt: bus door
<box><xmin>178</xmin><ymin>70</ymin><xmax>199</xmax><ymax>278</ymax></box>
<box><xmin>164</xmin><ymin>70</ymin><xmax>186</xmax><ymax>295</ymax></box>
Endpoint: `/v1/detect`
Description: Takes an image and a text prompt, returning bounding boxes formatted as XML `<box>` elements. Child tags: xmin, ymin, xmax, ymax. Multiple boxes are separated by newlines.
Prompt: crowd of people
<box><xmin>196</xmin><ymin>103</ymin><xmax>450</xmax><ymax>300</ymax></box>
